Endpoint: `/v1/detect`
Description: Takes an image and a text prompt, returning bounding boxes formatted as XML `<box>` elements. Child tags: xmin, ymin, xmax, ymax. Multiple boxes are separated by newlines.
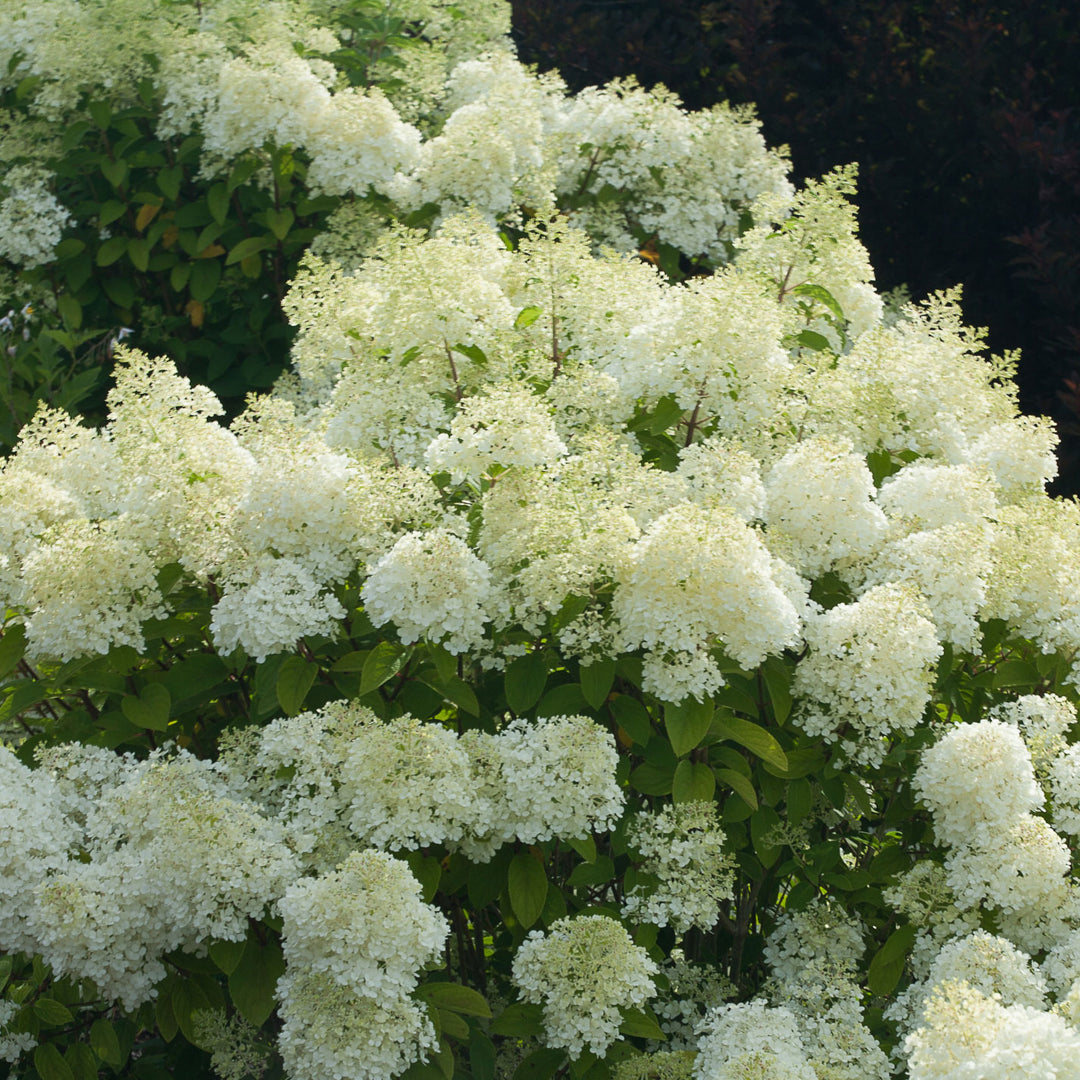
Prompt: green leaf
<box><xmin>331</xmin><ymin>650</ymin><xmax>370</xmax><ymax>673</ymax></box>
<box><xmin>101</xmin><ymin>158</ymin><xmax>128</xmax><ymax>189</ymax></box>
<box><xmin>0</xmin><ymin>623</ymin><xmax>27</xmax><ymax>679</ymax></box>
<box><xmin>189</xmin><ymin>258</ymin><xmax>222</xmax><ymax>302</ymax></box>
<box><xmin>158</xmin><ymin>166</ymin><xmax>183</xmax><ymax>201</ymax></box>
<box><xmin>34</xmin><ymin>998</ymin><xmax>75</xmax><ymax>1026</ymax></box>
<box><xmin>786</xmin><ymin>778</ymin><xmax>813</xmax><ymax>824</ymax></box>
<box><xmin>90</xmin><ymin>1019</ymin><xmax>123</xmax><ymax>1066</ymax></box>
<box><xmin>66</xmin><ymin>1043</ymin><xmax>100</xmax><ymax>1080</ymax></box>
<box><xmin>566</xmin><ymin>834</ymin><xmax>597</xmax><ymax>863</ymax></box>
<box><xmin>404</xmin><ymin>852</ymin><xmax>442</xmax><ymax>903</ymax></box>
<box><xmin>34</xmin><ymin>1043</ymin><xmax>74</xmax><ymax>1080</ymax></box>
<box><xmin>505</xmin><ymin>653</ymin><xmax>547</xmax><ymax>713</ymax></box>
<box><xmin>508</xmin><ymin>852</ymin><xmax>548</xmax><ymax>929</ymax></box>
<box><xmin>513</xmin><ymin>1049</ymin><xmax>565</xmax><ymax>1080</ymax></box>
<box><xmin>209</xmin><ymin>938</ymin><xmax>246</xmax><ymax>976</ymax></box>
<box><xmin>792</xmin><ymin>282</ymin><xmax>845</xmax><ymax>322</ymax></box>
<box><xmin>992</xmin><ymin>660</ymin><xmax>1041</xmax><ymax>689</ymax></box>
<box><xmin>566</xmin><ymin>855</ymin><xmax>614</xmax><ymax>887</ymax></box>
<box><xmin>867</xmin><ymin>924</ymin><xmax>916</xmax><ymax>997</ymax></box>
<box><xmin>629</xmin><ymin>762</ymin><xmax>675</xmax><ymax>796</ymax></box>
<box><xmin>415</xmin><ymin>984</ymin><xmax>492</xmax><ymax>1018</ymax></box>
<box><xmin>56</xmin><ymin>294</ymin><xmax>82</xmax><ymax>330</ymax></box>
<box><xmin>120</xmin><ymin>683</ymin><xmax>171</xmax><ymax>732</ymax></box>
<box><xmin>609</xmin><ymin>694</ymin><xmax>651</xmax><ymax>745</ymax></box>
<box><xmin>127</xmin><ymin>237</ymin><xmax>150</xmax><ymax>271</ymax></box>
<box><xmin>99</xmin><ymin>200</ymin><xmax>127</xmax><ymax>226</ymax></box>
<box><xmin>453</xmin><ymin>342</ymin><xmax>488</xmax><ymax>366</ymax></box>
<box><xmin>359</xmin><ymin>640</ymin><xmax>409</xmax><ymax>696</ymax></box>
<box><xmin>619</xmin><ymin>1006</ymin><xmax>665</xmax><ymax>1041</ymax></box>
<box><xmin>715</xmin><ymin>767</ymin><xmax>758</xmax><ymax>810</ymax></box>
<box><xmin>419</xmin><ymin>672</ymin><xmax>480</xmax><ymax>716</ymax></box>
<box><xmin>207</xmin><ymin>183</ymin><xmax>229</xmax><ymax>225</ymax></box>
<box><xmin>711</xmin><ymin>713</ymin><xmax>787</xmax><ymax>772</ymax></box>
<box><xmin>170</xmin><ymin>976</ymin><xmax>213</xmax><ymax>1046</ymax></box>
<box><xmin>791</xmin><ymin>328</ymin><xmax>832</xmax><ymax>351</ymax></box>
<box><xmin>665</xmin><ymin>698</ymin><xmax>713</xmax><ymax>757</ymax></box>
<box><xmin>514</xmin><ymin>305</ymin><xmax>542</xmax><ymax>329</ymax></box>
<box><xmin>437</xmin><ymin>1007</ymin><xmax>470</xmax><ymax>1040</ymax></box>
<box><xmin>88</xmin><ymin>100</ymin><xmax>112</xmax><ymax>128</ymax></box>
<box><xmin>156</xmin><ymin>983</ymin><xmax>179</xmax><ymax>1042</ymax></box>
<box><xmin>470</xmin><ymin>1032</ymin><xmax>496</xmax><ymax>1080</ymax></box>
<box><xmin>491</xmin><ymin>1002</ymin><xmax>545</xmax><ymax>1038</ymax></box>
<box><xmin>761</xmin><ymin>656</ymin><xmax>793</xmax><ymax>724</ymax></box>
<box><xmin>265</xmin><ymin>208</ymin><xmax>294</xmax><ymax>240</ymax></box>
<box><xmin>672</xmin><ymin>760</ymin><xmax>715</xmax><ymax>803</ymax></box>
<box><xmin>276</xmin><ymin>656</ymin><xmax>318</xmax><ymax>717</ymax></box>
<box><xmin>579</xmin><ymin>660</ymin><xmax>615</xmax><ymax>709</ymax></box>
<box><xmin>229</xmin><ymin>936</ymin><xmax>285</xmax><ymax>1027</ymax></box>
<box><xmin>170</xmin><ymin>262</ymin><xmax>191</xmax><ymax>291</ymax></box>
<box><xmin>226</xmin><ymin>236</ymin><xmax>272</xmax><ymax>266</ymax></box>
<box><xmin>96</xmin><ymin>236</ymin><xmax>129</xmax><ymax>266</ymax></box>
<box><xmin>750</xmin><ymin>806</ymin><xmax>782</xmax><ymax>867</ymax></box>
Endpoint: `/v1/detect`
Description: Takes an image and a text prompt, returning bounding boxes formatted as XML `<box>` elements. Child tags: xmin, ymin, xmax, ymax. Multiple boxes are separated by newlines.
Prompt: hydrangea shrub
<box><xmin>3</xmin><ymin>2</ymin><xmax>1080</xmax><ymax>1080</ymax></box>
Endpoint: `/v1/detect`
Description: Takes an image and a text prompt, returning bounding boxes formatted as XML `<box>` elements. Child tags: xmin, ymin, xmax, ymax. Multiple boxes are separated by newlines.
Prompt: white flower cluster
<box><xmin>794</xmin><ymin>583</ymin><xmax>942</xmax><ymax>765</ymax></box>
<box><xmin>913</xmin><ymin>717</ymin><xmax>1080</xmax><ymax>958</ymax></box>
<box><xmin>512</xmin><ymin>915</ymin><xmax>658</xmax><ymax>1059</ymax></box>
<box><xmin>279</xmin><ymin>850</ymin><xmax>448</xmax><ymax>997</ymax></box>
<box><xmin>1</xmin><ymin>745</ymin><xmax>296</xmax><ymax>1009</ymax></box>
<box><xmin>0</xmin><ymin>167</ymin><xmax>70</xmax><ymax>267</ymax></box>
<box><xmin>621</xmin><ymin>801</ymin><xmax>734</xmax><ymax>933</ymax></box>
<box><xmin>361</xmin><ymin>528</ymin><xmax>494</xmax><ymax>654</ymax></box>
<box><xmin>693</xmin><ymin>1001</ymin><xmax>816</xmax><ymax>1080</ymax></box>
<box><xmin>905</xmin><ymin>979</ymin><xmax>1080</xmax><ymax>1080</ymax></box>
<box><xmin>222</xmin><ymin>702</ymin><xmax>623</xmax><ymax>861</ymax></box>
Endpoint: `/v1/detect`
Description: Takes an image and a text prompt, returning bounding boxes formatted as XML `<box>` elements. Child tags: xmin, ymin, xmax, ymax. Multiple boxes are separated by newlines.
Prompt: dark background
<box><xmin>512</xmin><ymin>0</ymin><xmax>1080</xmax><ymax>490</ymax></box>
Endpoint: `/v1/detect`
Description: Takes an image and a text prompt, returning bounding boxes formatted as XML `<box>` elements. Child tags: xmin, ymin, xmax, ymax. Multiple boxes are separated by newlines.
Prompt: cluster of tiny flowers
<box><xmin>0</xmin><ymin>167</ymin><xmax>71</xmax><ymax>267</ymax></box>
<box><xmin>794</xmin><ymin>583</ymin><xmax>942</xmax><ymax>765</ymax></box>
<box><xmin>650</xmin><ymin>952</ymin><xmax>735</xmax><ymax>1051</ymax></box>
<box><xmin>279</xmin><ymin>850</ymin><xmax>448</xmax><ymax>998</ymax></box>
<box><xmin>512</xmin><ymin>915</ymin><xmax>658</xmax><ymax>1059</ymax></box>
<box><xmin>989</xmin><ymin>693</ymin><xmax>1076</xmax><ymax>777</ymax></box>
<box><xmin>904</xmin><ymin>979</ymin><xmax>1080</xmax><ymax>1079</ymax></box>
<box><xmin>0</xmin><ymin>1000</ymin><xmax>37</xmax><ymax>1065</ymax></box>
<box><xmin>220</xmin><ymin>702</ymin><xmax>623</xmax><ymax>860</ymax></box>
<box><xmin>693</xmin><ymin>1001</ymin><xmax>816</xmax><ymax>1080</ymax></box>
<box><xmin>361</xmin><ymin>528</ymin><xmax>494</xmax><ymax>653</ymax></box>
<box><xmin>621</xmin><ymin>801</ymin><xmax>734</xmax><ymax>933</ymax></box>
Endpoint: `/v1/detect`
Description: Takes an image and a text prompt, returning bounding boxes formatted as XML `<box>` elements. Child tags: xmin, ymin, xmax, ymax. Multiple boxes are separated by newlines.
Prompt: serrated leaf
<box><xmin>867</xmin><ymin>924</ymin><xmax>916</xmax><ymax>997</ymax></box>
<box><xmin>665</xmin><ymin>698</ymin><xmax>713</xmax><ymax>757</ymax></box>
<box><xmin>514</xmin><ymin>305</ymin><xmax>542</xmax><ymax>329</ymax></box>
<box><xmin>711</xmin><ymin>713</ymin><xmax>787</xmax><ymax>772</ymax></box>
<box><xmin>90</xmin><ymin>1019</ymin><xmax>123</xmax><ymax>1066</ymax></box>
<box><xmin>276</xmin><ymin>656</ymin><xmax>317</xmax><ymax>717</ymax></box>
<box><xmin>416</xmin><ymin>984</ymin><xmax>492</xmax><ymax>1018</ymax></box>
<box><xmin>672</xmin><ymin>760</ymin><xmax>715</xmax><ymax>803</ymax></box>
<box><xmin>792</xmin><ymin>282</ymin><xmax>845</xmax><ymax>322</ymax></box>
<box><xmin>715</xmin><ymin>768</ymin><xmax>758</xmax><ymax>810</ymax></box>
<box><xmin>579</xmin><ymin>660</ymin><xmax>615</xmax><ymax>709</ymax></box>
<box><xmin>359</xmin><ymin>641</ymin><xmax>409</xmax><ymax>696</ymax></box>
<box><xmin>491</xmin><ymin>1002</ymin><xmax>545</xmax><ymax>1038</ymax></box>
<box><xmin>229</xmin><ymin>936</ymin><xmax>284</xmax><ymax>1027</ymax></box>
<box><xmin>508</xmin><ymin>852</ymin><xmax>547</xmax><ymax>929</ymax></box>
<box><xmin>619</xmin><ymin>1006</ymin><xmax>665</xmax><ymax>1041</ymax></box>
<box><xmin>505</xmin><ymin>653</ymin><xmax>547</xmax><ymax>713</ymax></box>
<box><xmin>566</xmin><ymin>855</ymin><xmax>614</xmax><ymax>886</ymax></box>
<box><xmin>34</xmin><ymin>1043</ymin><xmax>74</xmax><ymax>1080</ymax></box>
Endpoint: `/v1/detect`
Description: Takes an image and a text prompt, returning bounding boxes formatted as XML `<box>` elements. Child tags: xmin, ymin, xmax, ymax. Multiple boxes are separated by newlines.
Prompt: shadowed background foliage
<box><xmin>512</xmin><ymin>0</ymin><xmax>1080</xmax><ymax>490</ymax></box>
